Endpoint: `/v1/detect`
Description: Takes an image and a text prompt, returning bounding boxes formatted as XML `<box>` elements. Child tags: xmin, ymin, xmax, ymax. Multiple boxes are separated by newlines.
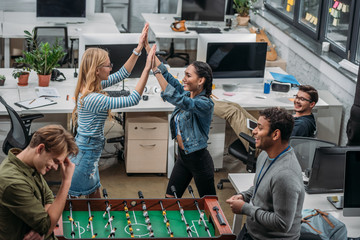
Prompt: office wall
<box><xmin>251</xmin><ymin>14</ymin><xmax>355</xmax><ymax>146</ymax></box>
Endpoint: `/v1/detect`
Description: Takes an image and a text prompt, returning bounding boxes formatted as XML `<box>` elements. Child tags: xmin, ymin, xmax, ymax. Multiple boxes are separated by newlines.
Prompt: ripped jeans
<box><xmin>68</xmin><ymin>134</ymin><xmax>105</xmax><ymax>196</ymax></box>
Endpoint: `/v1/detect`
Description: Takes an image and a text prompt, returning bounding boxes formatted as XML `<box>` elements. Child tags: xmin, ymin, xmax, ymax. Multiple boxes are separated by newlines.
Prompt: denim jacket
<box><xmin>159</xmin><ymin>64</ymin><xmax>214</xmax><ymax>154</ymax></box>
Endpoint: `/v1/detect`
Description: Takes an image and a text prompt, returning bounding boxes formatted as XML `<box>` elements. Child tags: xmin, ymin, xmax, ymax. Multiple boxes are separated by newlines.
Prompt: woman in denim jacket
<box><xmin>147</xmin><ymin>44</ymin><xmax>216</xmax><ymax>198</ymax></box>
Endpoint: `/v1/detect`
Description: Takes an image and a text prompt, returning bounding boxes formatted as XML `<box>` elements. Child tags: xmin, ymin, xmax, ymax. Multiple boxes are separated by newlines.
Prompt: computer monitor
<box><xmin>305</xmin><ymin>146</ymin><xmax>347</xmax><ymax>194</ymax></box>
<box><xmin>36</xmin><ymin>0</ymin><xmax>87</xmax><ymax>23</ymax></box>
<box><xmin>181</xmin><ymin>0</ymin><xmax>226</xmax><ymax>22</ymax></box>
<box><xmin>343</xmin><ymin>150</ymin><xmax>360</xmax><ymax>216</ymax></box>
<box><xmin>79</xmin><ymin>33</ymin><xmax>146</xmax><ymax>78</ymax></box>
<box><xmin>197</xmin><ymin>33</ymin><xmax>266</xmax><ymax>84</ymax></box>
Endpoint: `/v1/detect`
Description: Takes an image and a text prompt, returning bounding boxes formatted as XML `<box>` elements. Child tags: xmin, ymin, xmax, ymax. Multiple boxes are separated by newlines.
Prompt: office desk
<box><xmin>141</xmin><ymin>13</ymin><xmax>250</xmax><ymax>50</ymax></box>
<box><xmin>228</xmin><ymin>173</ymin><xmax>360</xmax><ymax>238</ymax></box>
<box><xmin>1</xmin><ymin>12</ymin><xmax>119</xmax><ymax>68</ymax></box>
<box><xmin>0</xmin><ymin>69</ymin><xmax>173</xmax><ymax>115</ymax></box>
<box><xmin>0</xmin><ymin>68</ymin><xmax>342</xmax><ymax>176</ymax></box>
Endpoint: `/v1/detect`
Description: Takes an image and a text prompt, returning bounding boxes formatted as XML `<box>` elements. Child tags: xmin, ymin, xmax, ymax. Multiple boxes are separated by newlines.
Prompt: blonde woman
<box><xmin>69</xmin><ymin>25</ymin><xmax>156</xmax><ymax>198</ymax></box>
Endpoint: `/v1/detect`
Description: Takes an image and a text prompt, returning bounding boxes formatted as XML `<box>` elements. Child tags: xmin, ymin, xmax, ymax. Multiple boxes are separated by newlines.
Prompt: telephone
<box><xmin>51</xmin><ymin>69</ymin><xmax>66</xmax><ymax>82</ymax></box>
<box><xmin>171</xmin><ymin>20</ymin><xmax>186</xmax><ymax>32</ymax></box>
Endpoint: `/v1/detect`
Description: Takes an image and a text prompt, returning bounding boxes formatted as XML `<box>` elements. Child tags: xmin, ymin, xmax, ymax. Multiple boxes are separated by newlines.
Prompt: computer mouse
<box><xmin>185</xmin><ymin>31</ymin><xmax>190</xmax><ymax>34</ymax></box>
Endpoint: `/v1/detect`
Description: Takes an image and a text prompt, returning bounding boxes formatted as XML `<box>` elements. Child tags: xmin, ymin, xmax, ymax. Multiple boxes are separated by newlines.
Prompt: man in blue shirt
<box><xmin>213</xmin><ymin>85</ymin><xmax>318</xmax><ymax>153</ymax></box>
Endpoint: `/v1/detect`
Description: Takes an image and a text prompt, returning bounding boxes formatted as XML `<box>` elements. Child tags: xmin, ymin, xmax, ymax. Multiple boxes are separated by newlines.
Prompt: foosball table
<box><xmin>55</xmin><ymin>195</ymin><xmax>235</xmax><ymax>239</ymax></box>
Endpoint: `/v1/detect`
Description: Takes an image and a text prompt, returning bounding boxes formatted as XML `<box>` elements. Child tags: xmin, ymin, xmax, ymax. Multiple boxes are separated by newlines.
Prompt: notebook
<box><xmin>15</xmin><ymin>97</ymin><xmax>57</xmax><ymax>109</ymax></box>
<box><xmin>35</xmin><ymin>87</ymin><xmax>60</xmax><ymax>98</ymax></box>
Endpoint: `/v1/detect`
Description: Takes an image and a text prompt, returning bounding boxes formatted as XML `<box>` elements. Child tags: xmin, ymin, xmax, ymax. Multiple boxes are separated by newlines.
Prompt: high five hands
<box><xmin>145</xmin><ymin>44</ymin><xmax>157</xmax><ymax>71</ymax></box>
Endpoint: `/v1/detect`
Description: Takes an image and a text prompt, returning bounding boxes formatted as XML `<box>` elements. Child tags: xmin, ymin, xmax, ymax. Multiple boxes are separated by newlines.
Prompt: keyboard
<box><xmin>106</xmin><ymin>90</ymin><xmax>130</xmax><ymax>97</ymax></box>
<box><xmin>187</xmin><ymin>27</ymin><xmax>221</xmax><ymax>34</ymax></box>
<box><xmin>304</xmin><ymin>185</ymin><xmax>343</xmax><ymax>194</ymax></box>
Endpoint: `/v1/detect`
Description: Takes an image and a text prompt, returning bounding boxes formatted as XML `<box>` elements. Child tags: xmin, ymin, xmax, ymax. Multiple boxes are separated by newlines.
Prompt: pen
<box><xmin>29</xmin><ymin>99</ymin><xmax>36</xmax><ymax>104</ymax></box>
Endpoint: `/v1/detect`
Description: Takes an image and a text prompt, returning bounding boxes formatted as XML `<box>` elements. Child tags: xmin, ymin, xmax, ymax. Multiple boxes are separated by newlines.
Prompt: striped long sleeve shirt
<box><xmin>76</xmin><ymin>66</ymin><xmax>141</xmax><ymax>138</ymax></box>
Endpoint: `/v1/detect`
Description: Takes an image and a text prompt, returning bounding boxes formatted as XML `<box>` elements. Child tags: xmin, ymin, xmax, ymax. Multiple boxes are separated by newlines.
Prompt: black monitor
<box><xmin>36</xmin><ymin>0</ymin><xmax>86</xmax><ymax>23</ymax></box>
<box><xmin>343</xmin><ymin>150</ymin><xmax>360</xmax><ymax>216</ymax></box>
<box><xmin>181</xmin><ymin>0</ymin><xmax>226</xmax><ymax>21</ymax></box>
<box><xmin>86</xmin><ymin>44</ymin><xmax>146</xmax><ymax>78</ymax></box>
<box><xmin>305</xmin><ymin>146</ymin><xmax>348</xmax><ymax>194</ymax></box>
<box><xmin>206</xmin><ymin>42</ymin><xmax>267</xmax><ymax>80</ymax></box>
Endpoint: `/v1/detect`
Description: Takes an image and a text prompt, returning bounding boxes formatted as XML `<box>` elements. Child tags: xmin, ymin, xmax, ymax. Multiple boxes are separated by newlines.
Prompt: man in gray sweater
<box><xmin>226</xmin><ymin>107</ymin><xmax>305</xmax><ymax>240</ymax></box>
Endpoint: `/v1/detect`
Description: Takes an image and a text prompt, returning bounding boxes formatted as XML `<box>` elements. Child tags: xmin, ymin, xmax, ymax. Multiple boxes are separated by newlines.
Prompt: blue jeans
<box><xmin>68</xmin><ymin>134</ymin><xmax>105</xmax><ymax>196</ymax></box>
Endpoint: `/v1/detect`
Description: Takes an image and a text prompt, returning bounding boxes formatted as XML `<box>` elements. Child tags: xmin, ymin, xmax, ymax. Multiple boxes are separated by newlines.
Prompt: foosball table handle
<box><xmin>213</xmin><ymin>206</ymin><xmax>226</xmax><ymax>225</ymax></box>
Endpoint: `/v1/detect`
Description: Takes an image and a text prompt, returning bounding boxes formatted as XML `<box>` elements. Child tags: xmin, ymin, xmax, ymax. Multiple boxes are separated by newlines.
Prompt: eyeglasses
<box><xmin>100</xmin><ymin>63</ymin><xmax>113</xmax><ymax>69</ymax></box>
<box><xmin>293</xmin><ymin>95</ymin><xmax>312</xmax><ymax>102</ymax></box>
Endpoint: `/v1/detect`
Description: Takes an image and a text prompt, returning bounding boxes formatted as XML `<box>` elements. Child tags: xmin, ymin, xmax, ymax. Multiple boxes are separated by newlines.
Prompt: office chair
<box><xmin>165</xmin><ymin>39</ymin><xmax>190</xmax><ymax>65</ymax></box>
<box><xmin>0</xmin><ymin>96</ymin><xmax>44</xmax><ymax>154</ymax></box>
<box><xmin>34</xmin><ymin>26</ymin><xmax>72</xmax><ymax>67</ymax></box>
<box><xmin>289</xmin><ymin>136</ymin><xmax>336</xmax><ymax>176</ymax></box>
<box><xmin>105</xmin><ymin>113</ymin><xmax>125</xmax><ymax>161</ymax></box>
<box><xmin>217</xmin><ymin>132</ymin><xmax>256</xmax><ymax>189</ymax></box>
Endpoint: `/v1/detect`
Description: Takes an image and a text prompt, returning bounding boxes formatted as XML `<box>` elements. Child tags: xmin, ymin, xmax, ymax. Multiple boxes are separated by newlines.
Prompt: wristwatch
<box><xmin>132</xmin><ymin>48</ymin><xmax>141</xmax><ymax>56</ymax></box>
<box><xmin>153</xmin><ymin>68</ymin><xmax>162</xmax><ymax>75</ymax></box>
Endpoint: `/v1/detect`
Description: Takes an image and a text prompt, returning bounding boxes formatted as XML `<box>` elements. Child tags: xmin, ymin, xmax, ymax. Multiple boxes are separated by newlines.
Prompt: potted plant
<box><xmin>15</xmin><ymin>29</ymin><xmax>66</xmax><ymax>87</ymax></box>
<box><xmin>233</xmin><ymin>0</ymin><xmax>258</xmax><ymax>26</ymax></box>
<box><xmin>12</xmin><ymin>65</ymin><xmax>31</xmax><ymax>86</ymax></box>
<box><xmin>0</xmin><ymin>75</ymin><xmax>5</xmax><ymax>86</ymax></box>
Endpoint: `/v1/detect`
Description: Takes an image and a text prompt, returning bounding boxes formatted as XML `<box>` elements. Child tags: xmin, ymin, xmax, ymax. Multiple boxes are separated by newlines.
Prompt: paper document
<box><xmin>15</xmin><ymin>97</ymin><xmax>57</xmax><ymax>109</ymax></box>
<box><xmin>35</xmin><ymin>87</ymin><xmax>60</xmax><ymax>98</ymax></box>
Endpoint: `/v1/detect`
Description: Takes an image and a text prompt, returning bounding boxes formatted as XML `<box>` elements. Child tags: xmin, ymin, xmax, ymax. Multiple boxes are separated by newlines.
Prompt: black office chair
<box><xmin>289</xmin><ymin>136</ymin><xmax>336</xmax><ymax>176</ymax></box>
<box><xmin>34</xmin><ymin>26</ymin><xmax>72</xmax><ymax>67</ymax></box>
<box><xmin>166</xmin><ymin>39</ymin><xmax>190</xmax><ymax>65</ymax></box>
<box><xmin>217</xmin><ymin>132</ymin><xmax>256</xmax><ymax>189</ymax></box>
<box><xmin>105</xmin><ymin>113</ymin><xmax>125</xmax><ymax>161</ymax></box>
<box><xmin>0</xmin><ymin>96</ymin><xmax>44</xmax><ymax>154</ymax></box>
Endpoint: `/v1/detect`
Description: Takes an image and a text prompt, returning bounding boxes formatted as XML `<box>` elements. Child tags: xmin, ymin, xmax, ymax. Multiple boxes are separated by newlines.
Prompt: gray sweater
<box><xmin>240</xmin><ymin>148</ymin><xmax>305</xmax><ymax>240</ymax></box>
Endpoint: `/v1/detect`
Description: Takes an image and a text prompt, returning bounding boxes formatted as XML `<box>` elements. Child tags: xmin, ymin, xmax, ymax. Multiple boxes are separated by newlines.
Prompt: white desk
<box><xmin>0</xmin><ymin>68</ymin><xmax>342</xmax><ymax>177</ymax></box>
<box><xmin>228</xmin><ymin>173</ymin><xmax>360</xmax><ymax>238</ymax></box>
<box><xmin>141</xmin><ymin>13</ymin><xmax>251</xmax><ymax>50</ymax></box>
<box><xmin>1</xmin><ymin>12</ymin><xmax>119</xmax><ymax>68</ymax></box>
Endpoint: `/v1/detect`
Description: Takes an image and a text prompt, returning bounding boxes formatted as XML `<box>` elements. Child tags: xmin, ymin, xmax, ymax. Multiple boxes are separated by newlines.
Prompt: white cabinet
<box><xmin>125</xmin><ymin>112</ymin><xmax>168</xmax><ymax>173</ymax></box>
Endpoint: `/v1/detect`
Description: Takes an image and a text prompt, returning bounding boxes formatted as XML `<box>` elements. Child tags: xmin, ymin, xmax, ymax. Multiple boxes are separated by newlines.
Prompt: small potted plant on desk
<box><xmin>12</xmin><ymin>64</ymin><xmax>31</xmax><ymax>86</ymax></box>
<box><xmin>15</xmin><ymin>29</ymin><xmax>66</xmax><ymax>87</ymax></box>
<box><xmin>233</xmin><ymin>0</ymin><xmax>258</xmax><ymax>26</ymax></box>
<box><xmin>0</xmin><ymin>75</ymin><xmax>5</xmax><ymax>86</ymax></box>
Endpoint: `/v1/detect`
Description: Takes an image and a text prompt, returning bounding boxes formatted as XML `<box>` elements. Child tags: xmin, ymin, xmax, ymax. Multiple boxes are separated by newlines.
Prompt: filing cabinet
<box><xmin>125</xmin><ymin>112</ymin><xmax>168</xmax><ymax>174</ymax></box>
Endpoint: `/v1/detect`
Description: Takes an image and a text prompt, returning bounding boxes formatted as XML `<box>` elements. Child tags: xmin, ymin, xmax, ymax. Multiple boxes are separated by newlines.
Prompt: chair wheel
<box><xmin>217</xmin><ymin>183</ymin><xmax>223</xmax><ymax>190</ymax></box>
<box><xmin>117</xmin><ymin>150</ymin><xmax>124</xmax><ymax>162</ymax></box>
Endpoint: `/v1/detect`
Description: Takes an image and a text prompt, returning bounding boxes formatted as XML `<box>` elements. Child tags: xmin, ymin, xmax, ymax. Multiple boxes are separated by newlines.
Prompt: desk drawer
<box><xmin>125</xmin><ymin>139</ymin><xmax>168</xmax><ymax>173</ymax></box>
<box><xmin>127</xmin><ymin>122</ymin><xmax>168</xmax><ymax>140</ymax></box>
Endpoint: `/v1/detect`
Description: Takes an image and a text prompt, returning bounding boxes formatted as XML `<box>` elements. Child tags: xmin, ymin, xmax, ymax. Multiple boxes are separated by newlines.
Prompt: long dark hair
<box><xmin>191</xmin><ymin>61</ymin><xmax>213</xmax><ymax>98</ymax></box>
